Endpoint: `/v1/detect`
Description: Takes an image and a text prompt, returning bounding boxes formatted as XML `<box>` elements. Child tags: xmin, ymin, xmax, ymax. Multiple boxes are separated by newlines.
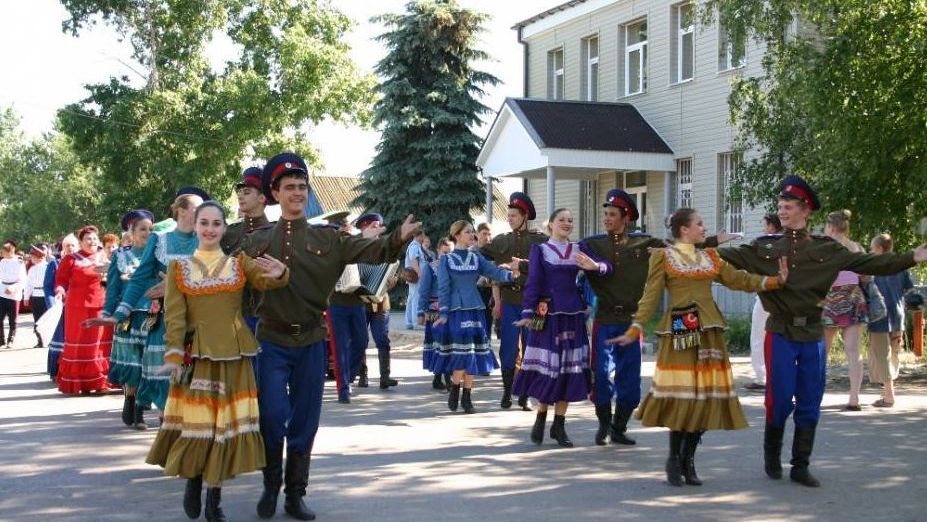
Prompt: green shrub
<box><xmin>725</xmin><ymin>318</ymin><xmax>752</xmax><ymax>354</ymax></box>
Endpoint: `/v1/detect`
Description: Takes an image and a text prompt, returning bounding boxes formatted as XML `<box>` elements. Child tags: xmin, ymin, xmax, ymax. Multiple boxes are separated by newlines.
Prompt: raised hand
<box><xmin>432</xmin><ymin>317</ymin><xmax>447</xmax><ymax>326</ymax></box>
<box><xmin>400</xmin><ymin>214</ymin><xmax>423</xmax><ymax>242</ymax></box>
<box><xmin>574</xmin><ymin>251</ymin><xmax>599</xmax><ymax>271</ymax></box>
<box><xmin>716</xmin><ymin>230</ymin><xmax>743</xmax><ymax>244</ymax></box>
<box><xmin>255</xmin><ymin>254</ymin><xmax>287</xmax><ymax>279</ymax></box>
<box><xmin>914</xmin><ymin>243</ymin><xmax>927</xmax><ymax>263</ymax></box>
<box><xmin>83</xmin><ymin>317</ymin><xmax>117</xmax><ymax>328</ymax></box>
<box><xmin>606</xmin><ymin>333</ymin><xmax>635</xmax><ymax>346</ymax></box>
<box><xmin>777</xmin><ymin>256</ymin><xmax>789</xmax><ymax>285</ymax></box>
<box><xmin>513</xmin><ymin>318</ymin><xmax>530</xmax><ymax>328</ymax></box>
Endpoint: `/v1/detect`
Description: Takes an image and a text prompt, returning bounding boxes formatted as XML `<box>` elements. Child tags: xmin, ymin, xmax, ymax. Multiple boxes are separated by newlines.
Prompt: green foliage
<box><xmin>724</xmin><ymin>317</ymin><xmax>752</xmax><ymax>354</ymax></box>
<box><xmin>354</xmin><ymin>0</ymin><xmax>498</xmax><ymax>241</ymax></box>
<box><xmin>54</xmin><ymin>0</ymin><xmax>375</xmax><ymax>226</ymax></box>
<box><xmin>0</xmin><ymin>109</ymin><xmax>106</xmax><ymax>244</ymax></box>
<box><xmin>703</xmin><ymin>1</ymin><xmax>927</xmax><ymax>250</ymax></box>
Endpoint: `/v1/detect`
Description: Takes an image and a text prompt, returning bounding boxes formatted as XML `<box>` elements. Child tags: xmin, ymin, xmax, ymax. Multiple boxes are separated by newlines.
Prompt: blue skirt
<box><xmin>135</xmin><ymin>317</ymin><xmax>169</xmax><ymax>410</ymax></box>
<box><xmin>46</xmin><ymin>309</ymin><xmax>66</xmax><ymax>378</ymax></box>
<box><xmin>108</xmin><ymin>311</ymin><xmax>147</xmax><ymax>388</ymax></box>
<box><xmin>429</xmin><ymin>309</ymin><xmax>499</xmax><ymax>375</ymax></box>
<box><xmin>513</xmin><ymin>313</ymin><xmax>591</xmax><ymax>404</ymax></box>
<box><xmin>422</xmin><ymin>319</ymin><xmax>437</xmax><ymax>369</ymax></box>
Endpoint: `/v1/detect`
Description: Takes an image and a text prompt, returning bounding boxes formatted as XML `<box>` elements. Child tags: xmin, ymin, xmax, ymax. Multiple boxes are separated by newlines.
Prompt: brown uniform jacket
<box><xmin>480</xmin><ymin>229</ymin><xmax>547</xmax><ymax>305</ymax></box>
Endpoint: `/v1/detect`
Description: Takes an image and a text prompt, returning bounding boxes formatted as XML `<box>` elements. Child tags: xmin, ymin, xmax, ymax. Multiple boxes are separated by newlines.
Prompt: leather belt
<box><xmin>775</xmin><ymin>315</ymin><xmax>821</xmax><ymax>327</ymax></box>
<box><xmin>260</xmin><ymin>318</ymin><xmax>316</xmax><ymax>337</ymax></box>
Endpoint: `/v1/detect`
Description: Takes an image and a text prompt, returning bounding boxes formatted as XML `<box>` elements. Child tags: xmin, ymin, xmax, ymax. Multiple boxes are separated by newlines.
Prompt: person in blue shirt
<box><xmin>419</xmin><ymin>237</ymin><xmax>454</xmax><ymax>390</ymax></box>
<box><xmin>404</xmin><ymin>231</ymin><xmax>428</xmax><ymax>329</ymax></box>
<box><xmin>868</xmin><ymin>233</ymin><xmax>915</xmax><ymax>408</ymax></box>
<box><xmin>431</xmin><ymin>221</ymin><xmax>515</xmax><ymax>414</ymax></box>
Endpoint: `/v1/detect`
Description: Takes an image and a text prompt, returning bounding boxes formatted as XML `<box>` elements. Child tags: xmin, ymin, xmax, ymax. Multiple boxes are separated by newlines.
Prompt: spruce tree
<box><xmin>356</xmin><ymin>0</ymin><xmax>498</xmax><ymax>240</ymax></box>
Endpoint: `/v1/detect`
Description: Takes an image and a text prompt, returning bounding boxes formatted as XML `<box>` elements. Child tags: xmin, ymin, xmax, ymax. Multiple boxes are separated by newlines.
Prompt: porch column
<box><xmin>546</xmin><ymin>165</ymin><xmax>555</xmax><ymax>217</ymax></box>
<box><xmin>664</xmin><ymin>171</ymin><xmax>674</xmax><ymax>239</ymax></box>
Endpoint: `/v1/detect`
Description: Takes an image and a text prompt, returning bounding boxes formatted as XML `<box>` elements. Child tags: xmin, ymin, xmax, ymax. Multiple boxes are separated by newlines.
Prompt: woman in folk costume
<box><xmin>512</xmin><ymin>208</ymin><xmax>610</xmax><ymax>448</ymax></box>
<box><xmin>146</xmin><ymin>202</ymin><xmax>289</xmax><ymax>522</ymax></box>
<box><xmin>95</xmin><ymin>188</ymin><xmax>206</xmax><ymax>421</ymax></box>
<box><xmin>88</xmin><ymin>210</ymin><xmax>154</xmax><ymax>428</ymax></box>
<box><xmin>610</xmin><ymin>208</ymin><xmax>788</xmax><ymax>486</ymax></box>
<box><xmin>419</xmin><ymin>236</ymin><xmax>454</xmax><ymax>391</ymax></box>
<box><xmin>431</xmin><ymin>220</ymin><xmax>516</xmax><ymax>413</ymax></box>
<box><xmin>54</xmin><ymin>226</ymin><xmax>114</xmax><ymax>394</ymax></box>
<box><xmin>44</xmin><ymin>234</ymin><xmax>78</xmax><ymax>379</ymax></box>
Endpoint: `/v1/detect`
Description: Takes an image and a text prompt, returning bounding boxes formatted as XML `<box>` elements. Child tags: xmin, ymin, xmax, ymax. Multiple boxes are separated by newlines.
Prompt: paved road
<box><xmin>0</xmin><ymin>314</ymin><xmax>925</xmax><ymax>521</ymax></box>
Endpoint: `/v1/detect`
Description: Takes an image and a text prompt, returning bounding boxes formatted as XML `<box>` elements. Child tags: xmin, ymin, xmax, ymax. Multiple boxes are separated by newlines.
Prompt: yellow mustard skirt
<box><xmin>146</xmin><ymin>357</ymin><xmax>265</xmax><ymax>485</ymax></box>
<box><xmin>636</xmin><ymin>328</ymin><xmax>747</xmax><ymax>431</ymax></box>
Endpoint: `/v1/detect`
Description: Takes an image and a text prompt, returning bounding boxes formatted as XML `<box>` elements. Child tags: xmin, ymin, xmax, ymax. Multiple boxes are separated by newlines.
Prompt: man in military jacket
<box><xmin>718</xmin><ymin>175</ymin><xmax>927</xmax><ymax>488</ymax></box>
<box><xmin>480</xmin><ymin>192</ymin><xmax>546</xmax><ymax>410</ymax></box>
<box><xmin>221</xmin><ymin>166</ymin><xmax>274</xmax><ymax>335</ymax></box>
<box><xmin>244</xmin><ymin>153</ymin><xmax>419</xmax><ymax>520</ymax></box>
<box><xmin>580</xmin><ymin>189</ymin><xmax>726</xmax><ymax>448</ymax></box>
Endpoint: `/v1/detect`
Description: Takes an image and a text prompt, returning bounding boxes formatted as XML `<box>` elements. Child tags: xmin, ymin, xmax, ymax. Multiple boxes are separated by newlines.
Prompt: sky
<box><xmin>0</xmin><ymin>0</ymin><xmax>566</xmax><ymax>181</ymax></box>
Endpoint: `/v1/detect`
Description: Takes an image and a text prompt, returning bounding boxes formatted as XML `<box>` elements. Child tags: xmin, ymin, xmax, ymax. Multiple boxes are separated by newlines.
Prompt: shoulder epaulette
<box><xmin>629</xmin><ymin>232</ymin><xmax>651</xmax><ymax>238</ymax></box>
<box><xmin>253</xmin><ymin>222</ymin><xmax>275</xmax><ymax>232</ymax></box>
<box><xmin>583</xmin><ymin>234</ymin><xmax>608</xmax><ymax>242</ymax></box>
<box><xmin>810</xmin><ymin>235</ymin><xmax>834</xmax><ymax>241</ymax></box>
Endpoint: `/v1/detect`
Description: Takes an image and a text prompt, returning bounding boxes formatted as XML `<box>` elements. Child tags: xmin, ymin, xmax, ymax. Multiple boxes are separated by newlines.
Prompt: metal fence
<box><xmin>711</xmin><ymin>283</ymin><xmax>755</xmax><ymax>320</ymax></box>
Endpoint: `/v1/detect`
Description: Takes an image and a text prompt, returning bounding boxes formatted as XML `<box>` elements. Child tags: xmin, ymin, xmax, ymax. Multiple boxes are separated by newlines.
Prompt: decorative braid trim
<box><xmin>174</xmin><ymin>258</ymin><xmax>245</xmax><ymax>296</ymax></box>
<box><xmin>663</xmin><ymin>247</ymin><xmax>721</xmax><ymax>279</ymax></box>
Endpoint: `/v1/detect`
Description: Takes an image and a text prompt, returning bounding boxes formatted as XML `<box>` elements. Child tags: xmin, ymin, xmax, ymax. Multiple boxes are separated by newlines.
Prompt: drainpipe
<box><xmin>518</xmin><ymin>25</ymin><xmax>530</xmax><ymax>195</ymax></box>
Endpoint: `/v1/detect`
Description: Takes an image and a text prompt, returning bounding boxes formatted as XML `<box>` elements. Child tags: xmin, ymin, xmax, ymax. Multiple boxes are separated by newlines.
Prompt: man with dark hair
<box><xmin>246</xmin><ymin>153</ymin><xmax>420</xmax><ymax>520</ymax></box>
<box><xmin>719</xmin><ymin>174</ymin><xmax>927</xmax><ymax>488</ymax></box>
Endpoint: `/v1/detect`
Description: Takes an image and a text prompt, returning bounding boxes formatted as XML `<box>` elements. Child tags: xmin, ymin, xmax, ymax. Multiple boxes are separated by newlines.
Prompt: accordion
<box><xmin>356</xmin><ymin>262</ymin><xmax>400</xmax><ymax>303</ymax></box>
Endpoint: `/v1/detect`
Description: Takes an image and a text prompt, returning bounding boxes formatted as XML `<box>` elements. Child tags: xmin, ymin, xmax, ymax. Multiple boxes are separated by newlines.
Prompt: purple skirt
<box><xmin>429</xmin><ymin>309</ymin><xmax>499</xmax><ymax>375</ymax></box>
<box><xmin>513</xmin><ymin>313</ymin><xmax>591</xmax><ymax>404</ymax></box>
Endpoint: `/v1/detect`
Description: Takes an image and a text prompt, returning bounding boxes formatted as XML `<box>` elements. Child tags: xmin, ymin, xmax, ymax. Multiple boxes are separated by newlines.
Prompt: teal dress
<box><xmin>104</xmin><ymin>246</ymin><xmax>147</xmax><ymax>387</ymax></box>
<box><xmin>114</xmin><ymin>230</ymin><xmax>198</xmax><ymax>410</ymax></box>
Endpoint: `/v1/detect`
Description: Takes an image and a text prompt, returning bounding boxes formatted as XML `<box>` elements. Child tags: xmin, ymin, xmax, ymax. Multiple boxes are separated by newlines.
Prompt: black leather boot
<box><xmin>133</xmin><ymin>404</ymin><xmax>148</xmax><ymax>430</ymax></box>
<box><xmin>550</xmin><ymin>414</ymin><xmax>574</xmax><ymax>448</ymax></box>
<box><xmin>461</xmin><ymin>387</ymin><xmax>475</xmax><ymax>414</ymax></box>
<box><xmin>6</xmin><ymin>330</ymin><xmax>14</xmax><ymax>347</ymax></box>
<box><xmin>34</xmin><ymin>329</ymin><xmax>43</xmax><ymax>348</ymax></box>
<box><xmin>378</xmin><ymin>351</ymin><xmax>398</xmax><ymax>389</ymax></box>
<box><xmin>666</xmin><ymin>431</ymin><xmax>684</xmax><ymax>486</ymax></box>
<box><xmin>682</xmin><ymin>431</ymin><xmax>703</xmax><ymax>486</ymax></box>
<box><xmin>204</xmin><ymin>487</ymin><xmax>227</xmax><ymax>522</ymax></box>
<box><xmin>610</xmin><ymin>405</ymin><xmax>637</xmax><ymax>445</ymax></box>
<box><xmin>284</xmin><ymin>450</ymin><xmax>317</xmax><ymax>520</ymax></box>
<box><xmin>257</xmin><ymin>445</ymin><xmax>283</xmax><ymax>519</ymax></box>
<box><xmin>431</xmin><ymin>374</ymin><xmax>446</xmax><ymax>390</ymax></box>
<box><xmin>500</xmin><ymin>369</ymin><xmax>513</xmax><ymax>409</ymax></box>
<box><xmin>121</xmin><ymin>393</ymin><xmax>135</xmax><ymax>426</ymax></box>
<box><xmin>183</xmin><ymin>475</ymin><xmax>203</xmax><ymax>519</ymax></box>
<box><xmin>764</xmin><ymin>423</ymin><xmax>785</xmax><ymax>479</ymax></box>
<box><xmin>517</xmin><ymin>393</ymin><xmax>532</xmax><ymax>411</ymax></box>
<box><xmin>594</xmin><ymin>403</ymin><xmax>612</xmax><ymax>446</ymax></box>
<box><xmin>358</xmin><ymin>364</ymin><xmax>369</xmax><ymax>388</ymax></box>
<box><xmin>530</xmin><ymin>410</ymin><xmax>547</xmax><ymax>445</ymax></box>
<box><xmin>789</xmin><ymin>426</ymin><xmax>821</xmax><ymax>487</ymax></box>
<box><xmin>448</xmin><ymin>383</ymin><xmax>461</xmax><ymax>412</ymax></box>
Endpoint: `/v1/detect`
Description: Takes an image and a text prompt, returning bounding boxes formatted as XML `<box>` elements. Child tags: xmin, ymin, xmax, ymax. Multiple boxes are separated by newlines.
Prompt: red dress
<box><xmin>55</xmin><ymin>250</ymin><xmax>114</xmax><ymax>393</ymax></box>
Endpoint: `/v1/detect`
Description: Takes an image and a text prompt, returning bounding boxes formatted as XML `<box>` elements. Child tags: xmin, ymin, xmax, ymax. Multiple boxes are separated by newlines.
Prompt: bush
<box><xmin>725</xmin><ymin>318</ymin><xmax>752</xmax><ymax>354</ymax></box>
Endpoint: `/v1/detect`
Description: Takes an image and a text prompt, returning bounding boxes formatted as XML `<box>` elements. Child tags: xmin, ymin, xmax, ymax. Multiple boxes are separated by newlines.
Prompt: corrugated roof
<box><xmin>512</xmin><ymin>0</ymin><xmax>589</xmax><ymax>29</ymax></box>
<box><xmin>507</xmin><ymin>98</ymin><xmax>673</xmax><ymax>154</ymax></box>
<box><xmin>309</xmin><ymin>175</ymin><xmax>509</xmax><ymax>222</ymax></box>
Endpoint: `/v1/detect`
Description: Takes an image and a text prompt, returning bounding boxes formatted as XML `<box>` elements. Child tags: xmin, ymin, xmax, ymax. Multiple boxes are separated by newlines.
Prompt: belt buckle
<box><xmin>290</xmin><ymin>323</ymin><xmax>302</xmax><ymax>336</ymax></box>
<box><xmin>792</xmin><ymin>317</ymin><xmax>807</xmax><ymax>327</ymax></box>
<box><xmin>613</xmin><ymin>305</ymin><xmax>625</xmax><ymax>315</ymax></box>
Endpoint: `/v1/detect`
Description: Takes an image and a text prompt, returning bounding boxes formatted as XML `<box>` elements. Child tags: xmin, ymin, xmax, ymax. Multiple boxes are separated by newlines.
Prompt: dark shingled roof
<box><xmin>506</xmin><ymin>98</ymin><xmax>673</xmax><ymax>155</ymax></box>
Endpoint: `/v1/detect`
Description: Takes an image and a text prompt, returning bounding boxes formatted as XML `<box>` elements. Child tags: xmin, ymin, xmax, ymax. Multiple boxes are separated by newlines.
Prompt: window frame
<box><xmin>624</xmin><ymin>18</ymin><xmax>648</xmax><ymax>96</ymax></box>
<box><xmin>718</xmin><ymin>152</ymin><xmax>744</xmax><ymax>234</ymax></box>
<box><xmin>548</xmin><ymin>47</ymin><xmax>565</xmax><ymax>100</ymax></box>
<box><xmin>582</xmin><ymin>35</ymin><xmax>599</xmax><ymax>101</ymax></box>
<box><xmin>675</xmin><ymin>2</ymin><xmax>695</xmax><ymax>83</ymax></box>
<box><xmin>676</xmin><ymin>157</ymin><xmax>693</xmax><ymax>210</ymax></box>
<box><xmin>718</xmin><ymin>25</ymin><xmax>746</xmax><ymax>71</ymax></box>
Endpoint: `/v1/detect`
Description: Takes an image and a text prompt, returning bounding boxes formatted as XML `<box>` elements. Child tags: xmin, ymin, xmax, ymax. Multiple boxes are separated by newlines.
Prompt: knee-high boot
<box><xmin>530</xmin><ymin>410</ymin><xmax>547</xmax><ymax>444</ymax></box>
<box><xmin>666</xmin><ymin>431</ymin><xmax>684</xmax><ymax>486</ymax></box>
<box><xmin>284</xmin><ymin>450</ymin><xmax>317</xmax><ymax>520</ymax></box>
<box><xmin>204</xmin><ymin>487</ymin><xmax>227</xmax><ymax>522</ymax></box>
<box><xmin>681</xmin><ymin>431</ymin><xmax>703</xmax><ymax>485</ymax></box>
<box><xmin>789</xmin><ymin>426</ymin><xmax>821</xmax><ymax>487</ymax></box>
<box><xmin>183</xmin><ymin>475</ymin><xmax>203</xmax><ymax>519</ymax></box>
<box><xmin>594</xmin><ymin>403</ymin><xmax>611</xmax><ymax>446</ymax></box>
<box><xmin>257</xmin><ymin>445</ymin><xmax>283</xmax><ymax>518</ymax></box>
<box><xmin>500</xmin><ymin>369</ymin><xmax>514</xmax><ymax>409</ymax></box>
<box><xmin>378</xmin><ymin>350</ymin><xmax>398</xmax><ymax>389</ymax></box>
<box><xmin>610</xmin><ymin>405</ymin><xmax>637</xmax><ymax>445</ymax></box>
<box><xmin>764</xmin><ymin>423</ymin><xmax>785</xmax><ymax>479</ymax></box>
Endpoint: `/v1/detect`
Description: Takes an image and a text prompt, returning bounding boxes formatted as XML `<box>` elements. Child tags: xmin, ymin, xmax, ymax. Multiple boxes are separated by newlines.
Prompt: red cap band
<box><xmin>511</xmin><ymin>199</ymin><xmax>531</xmax><ymax>217</ymax></box>
<box><xmin>783</xmin><ymin>184</ymin><xmax>812</xmax><ymax>208</ymax></box>
<box><xmin>270</xmin><ymin>162</ymin><xmax>305</xmax><ymax>185</ymax></box>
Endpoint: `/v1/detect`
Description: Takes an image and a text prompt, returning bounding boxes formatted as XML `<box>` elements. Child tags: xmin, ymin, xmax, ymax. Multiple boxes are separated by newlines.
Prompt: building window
<box><xmin>719</xmin><ymin>152</ymin><xmax>743</xmax><ymax>234</ymax></box>
<box><xmin>548</xmin><ymin>48</ymin><xmax>564</xmax><ymax>100</ymax></box>
<box><xmin>672</xmin><ymin>2</ymin><xmax>695</xmax><ymax>83</ymax></box>
<box><xmin>581</xmin><ymin>36</ymin><xmax>599</xmax><ymax>101</ymax></box>
<box><xmin>625</xmin><ymin>19</ymin><xmax>647</xmax><ymax>96</ymax></box>
<box><xmin>676</xmin><ymin>158</ymin><xmax>692</xmax><ymax>209</ymax></box>
<box><xmin>718</xmin><ymin>24</ymin><xmax>745</xmax><ymax>70</ymax></box>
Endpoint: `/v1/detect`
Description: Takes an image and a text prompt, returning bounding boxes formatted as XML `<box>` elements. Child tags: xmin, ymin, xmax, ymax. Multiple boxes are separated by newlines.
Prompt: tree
<box><xmin>56</xmin><ymin>0</ymin><xmax>375</xmax><ymax>224</ymax></box>
<box><xmin>704</xmin><ymin>0</ymin><xmax>927</xmax><ymax>250</ymax></box>
<box><xmin>0</xmin><ymin>107</ymin><xmax>106</xmax><ymax>244</ymax></box>
<box><xmin>354</xmin><ymin>0</ymin><xmax>498</xmax><ymax>240</ymax></box>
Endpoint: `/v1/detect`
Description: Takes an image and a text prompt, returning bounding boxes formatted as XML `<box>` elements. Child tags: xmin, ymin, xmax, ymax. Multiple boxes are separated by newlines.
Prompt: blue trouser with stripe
<box><xmin>765</xmin><ymin>332</ymin><xmax>826</xmax><ymax>428</ymax></box>
<box><xmin>499</xmin><ymin>303</ymin><xmax>526</xmax><ymax>371</ymax></box>
<box><xmin>257</xmin><ymin>340</ymin><xmax>327</xmax><ymax>453</ymax></box>
<box><xmin>591</xmin><ymin>322</ymin><xmax>642</xmax><ymax>410</ymax></box>
<box><xmin>329</xmin><ymin>304</ymin><xmax>368</xmax><ymax>395</ymax></box>
<box><xmin>366</xmin><ymin>307</ymin><xmax>390</xmax><ymax>354</ymax></box>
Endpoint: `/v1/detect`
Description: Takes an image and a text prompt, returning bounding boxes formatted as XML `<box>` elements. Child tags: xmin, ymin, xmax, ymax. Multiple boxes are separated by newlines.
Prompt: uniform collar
<box><xmin>244</xmin><ymin>213</ymin><xmax>269</xmax><ymax>232</ymax></box>
<box><xmin>608</xmin><ymin>231</ymin><xmax>628</xmax><ymax>244</ymax></box>
<box><xmin>785</xmin><ymin>227</ymin><xmax>809</xmax><ymax>241</ymax></box>
<box><xmin>278</xmin><ymin>217</ymin><xmax>308</xmax><ymax>232</ymax></box>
